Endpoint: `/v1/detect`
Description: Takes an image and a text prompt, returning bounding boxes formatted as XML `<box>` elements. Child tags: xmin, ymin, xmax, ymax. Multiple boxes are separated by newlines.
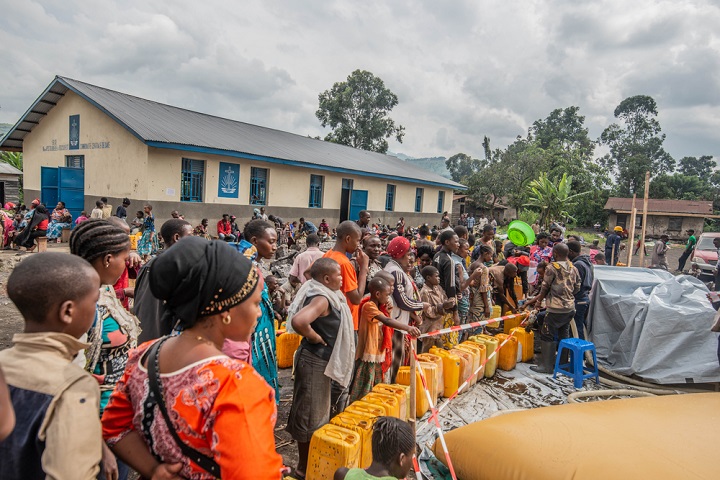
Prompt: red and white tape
<box><xmin>416</xmin><ymin>312</ymin><xmax>526</xmax><ymax>339</ymax></box>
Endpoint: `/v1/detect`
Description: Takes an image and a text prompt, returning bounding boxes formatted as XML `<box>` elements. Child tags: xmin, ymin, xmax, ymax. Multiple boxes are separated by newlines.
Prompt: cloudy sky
<box><xmin>1</xmin><ymin>0</ymin><xmax>719</xmax><ymax>162</ymax></box>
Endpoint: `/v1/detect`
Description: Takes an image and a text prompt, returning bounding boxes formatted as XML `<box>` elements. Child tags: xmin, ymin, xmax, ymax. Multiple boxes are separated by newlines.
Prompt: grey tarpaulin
<box><xmin>587</xmin><ymin>265</ymin><xmax>720</xmax><ymax>384</ymax></box>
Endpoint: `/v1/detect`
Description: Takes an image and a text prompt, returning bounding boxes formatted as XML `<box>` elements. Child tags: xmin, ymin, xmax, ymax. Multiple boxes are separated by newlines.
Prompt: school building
<box><xmin>0</xmin><ymin>76</ymin><xmax>463</xmax><ymax>229</ymax></box>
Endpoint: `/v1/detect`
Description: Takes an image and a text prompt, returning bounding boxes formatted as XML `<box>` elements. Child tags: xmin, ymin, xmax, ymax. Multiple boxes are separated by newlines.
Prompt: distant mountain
<box><xmin>390</xmin><ymin>152</ymin><xmax>452</xmax><ymax>179</ymax></box>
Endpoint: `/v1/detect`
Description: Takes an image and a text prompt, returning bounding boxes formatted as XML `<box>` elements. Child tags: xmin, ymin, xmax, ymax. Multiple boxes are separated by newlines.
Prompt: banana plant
<box><xmin>525</xmin><ymin>173</ymin><xmax>590</xmax><ymax>229</ymax></box>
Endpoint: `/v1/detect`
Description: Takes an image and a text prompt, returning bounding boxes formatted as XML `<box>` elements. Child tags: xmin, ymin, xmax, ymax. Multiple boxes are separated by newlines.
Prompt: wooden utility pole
<box><xmin>627</xmin><ymin>194</ymin><xmax>637</xmax><ymax>267</ymax></box>
<box><xmin>638</xmin><ymin>171</ymin><xmax>651</xmax><ymax>267</ymax></box>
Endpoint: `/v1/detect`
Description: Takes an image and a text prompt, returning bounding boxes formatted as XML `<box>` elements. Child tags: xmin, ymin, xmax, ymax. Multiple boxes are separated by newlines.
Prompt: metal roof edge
<box><xmin>55</xmin><ymin>77</ymin><xmax>148</xmax><ymax>145</ymax></box>
<box><xmin>146</xmin><ymin>141</ymin><xmax>467</xmax><ymax>190</ymax></box>
<box><xmin>0</xmin><ymin>76</ymin><xmax>61</xmax><ymax>151</ymax></box>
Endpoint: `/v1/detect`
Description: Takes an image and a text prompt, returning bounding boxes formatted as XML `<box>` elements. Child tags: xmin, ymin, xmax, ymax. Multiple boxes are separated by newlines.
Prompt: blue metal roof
<box><xmin>1</xmin><ymin>76</ymin><xmax>464</xmax><ymax>190</ymax></box>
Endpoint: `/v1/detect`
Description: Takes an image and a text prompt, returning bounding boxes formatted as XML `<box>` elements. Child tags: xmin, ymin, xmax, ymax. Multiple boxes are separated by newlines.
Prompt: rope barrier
<box><xmin>416</xmin><ymin>312</ymin><xmax>526</xmax><ymax>338</ymax></box>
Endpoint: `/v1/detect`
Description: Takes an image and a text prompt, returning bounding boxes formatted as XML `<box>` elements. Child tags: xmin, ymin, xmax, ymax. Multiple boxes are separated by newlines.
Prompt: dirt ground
<box><xmin>0</xmin><ymin>240</ymin><xmax>690</xmax><ymax>474</ymax></box>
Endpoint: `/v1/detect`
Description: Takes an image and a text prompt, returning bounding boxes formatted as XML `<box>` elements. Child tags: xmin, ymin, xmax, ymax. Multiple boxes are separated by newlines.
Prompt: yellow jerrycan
<box><xmin>429</xmin><ymin>347</ymin><xmax>461</xmax><ymax>398</ymax></box>
<box><xmin>372</xmin><ymin>384</ymin><xmax>409</xmax><ymax>421</ymax></box>
<box><xmin>469</xmin><ymin>334</ymin><xmax>499</xmax><ymax>378</ymax></box>
<box><xmin>330</xmin><ymin>412</ymin><xmax>374</xmax><ymax>468</ymax></box>
<box><xmin>360</xmin><ymin>392</ymin><xmax>401</xmax><ymax>419</ymax></box>
<box><xmin>306</xmin><ymin>424</ymin><xmax>361</xmax><ymax>480</ymax></box>
<box><xmin>495</xmin><ymin>333</ymin><xmax>519</xmax><ymax>371</ymax></box>
<box><xmin>417</xmin><ymin>353</ymin><xmax>445</xmax><ymax>398</ymax></box>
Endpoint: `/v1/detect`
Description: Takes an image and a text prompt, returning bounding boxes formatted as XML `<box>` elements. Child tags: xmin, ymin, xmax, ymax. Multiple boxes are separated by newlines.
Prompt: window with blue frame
<box><xmin>415</xmin><ymin>187</ymin><xmax>424</xmax><ymax>213</ymax></box>
<box><xmin>385</xmin><ymin>184</ymin><xmax>395</xmax><ymax>211</ymax></box>
<box><xmin>250</xmin><ymin>167</ymin><xmax>268</xmax><ymax>205</ymax></box>
<box><xmin>181</xmin><ymin>158</ymin><xmax>204</xmax><ymax>202</ymax></box>
<box><xmin>309</xmin><ymin>174</ymin><xmax>324</xmax><ymax>208</ymax></box>
<box><xmin>437</xmin><ymin>191</ymin><xmax>445</xmax><ymax>213</ymax></box>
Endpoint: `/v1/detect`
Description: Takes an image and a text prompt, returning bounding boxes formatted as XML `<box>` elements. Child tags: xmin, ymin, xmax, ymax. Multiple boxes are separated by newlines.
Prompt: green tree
<box><xmin>678</xmin><ymin>155</ymin><xmax>715</xmax><ymax>178</ymax></box>
<box><xmin>649</xmin><ymin>173</ymin><xmax>711</xmax><ymax>201</ymax></box>
<box><xmin>316</xmin><ymin>70</ymin><xmax>405</xmax><ymax>153</ymax></box>
<box><xmin>529</xmin><ymin>107</ymin><xmax>608</xmax><ymax>226</ymax></box>
<box><xmin>599</xmin><ymin>95</ymin><xmax>675</xmax><ymax>195</ymax></box>
<box><xmin>501</xmin><ymin>137</ymin><xmax>548</xmax><ymax>213</ymax></box>
<box><xmin>445</xmin><ymin>153</ymin><xmax>481</xmax><ymax>183</ymax></box>
<box><xmin>0</xmin><ymin>151</ymin><xmax>23</xmax><ymax>203</ymax></box>
<box><xmin>525</xmin><ymin>173</ymin><xmax>590</xmax><ymax>228</ymax></box>
<box><xmin>465</xmin><ymin>159</ymin><xmax>509</xmax><ymax>212</ymax></box>
<box><xmin>531</xmin><ymin>106</ymin><xmax>595</xmax><ymax>162</ymax></box>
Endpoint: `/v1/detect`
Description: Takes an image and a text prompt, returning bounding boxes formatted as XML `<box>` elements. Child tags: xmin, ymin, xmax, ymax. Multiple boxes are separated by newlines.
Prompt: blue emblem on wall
<box><xmin>218</xmin><ymin>162</ymin><xmax>239</xmax><ymax>198</ymax></box>
<box><xmin>69</xmin><ymin>115</ymin><xmax>80</xmax><ymax>150</ymax></box>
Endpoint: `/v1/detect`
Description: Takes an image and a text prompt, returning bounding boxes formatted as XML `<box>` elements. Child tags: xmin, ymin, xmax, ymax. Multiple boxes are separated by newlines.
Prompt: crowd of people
<box><xmin>0</xmin><ymin>202</ymin><xmax>608</xmax><ymax>479</ymax></box>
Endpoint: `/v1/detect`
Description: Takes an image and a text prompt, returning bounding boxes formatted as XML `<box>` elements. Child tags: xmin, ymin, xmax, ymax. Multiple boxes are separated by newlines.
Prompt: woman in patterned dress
<box><xmin>136</xmin><ymin>203</ymin><xmax>158</xmax><ymax>259</ymax></box>
<box><xmin>46</xmin><ymin>201</ymin><xmax>72</xmax><ymax>242</ymax></box>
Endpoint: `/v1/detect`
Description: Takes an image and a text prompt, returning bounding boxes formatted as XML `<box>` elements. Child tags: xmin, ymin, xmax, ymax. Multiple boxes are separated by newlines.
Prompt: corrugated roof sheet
<box><xmin>1</xmin><ymin>76</ymin><xmax>463</xmax><ymax>189</ymax></box>
<box><xmin>0</xmin><ymin>163</ymin><xmax>22</xmax><ymax>175</ymax></box>
<box><xmin>604</xmin><ymin>197</ymin><xmax>714</xmax><ymax>215</ymax></box>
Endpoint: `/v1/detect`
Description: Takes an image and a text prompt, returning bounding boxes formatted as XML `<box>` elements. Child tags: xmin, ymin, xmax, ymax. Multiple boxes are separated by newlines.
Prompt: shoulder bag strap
<box><xmin>147</xmin><ymin>337</ymin><xmax>221</xmax><ymax>477</ymax></box>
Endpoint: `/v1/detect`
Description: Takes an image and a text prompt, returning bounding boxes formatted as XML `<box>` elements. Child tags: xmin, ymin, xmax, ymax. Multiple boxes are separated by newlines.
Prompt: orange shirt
<box><xmin>323</xmin><ymin>249</ymin><xmax>360</xmax><ymax>329</ymax></box>
<box><xmin>102</xmin><ymin>342</ymin><xmax>284</xmax><ymax>479</ymax></box>
<box><xmin>356</xmin><ymin>300</ymin><xmax>387</xmax><ymax>362</ymax></box>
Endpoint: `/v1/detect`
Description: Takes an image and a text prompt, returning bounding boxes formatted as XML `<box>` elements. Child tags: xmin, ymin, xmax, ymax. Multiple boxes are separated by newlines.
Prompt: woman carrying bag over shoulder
<box><xmin>101</xmin><ymin>237</ymin><xmax>286</xmax><ymax>479</ymax></box>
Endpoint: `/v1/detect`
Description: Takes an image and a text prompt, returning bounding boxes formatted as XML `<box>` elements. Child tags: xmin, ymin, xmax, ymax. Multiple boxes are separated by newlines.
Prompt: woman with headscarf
<box><xmin>14</xmin><ymin>203</ymin><xmax>48</xmax><ymax>252</ymax></box>
<box><xmin>46</xmin><ymin>201</ymin><xmax>72</xmax><ymax>242</ymax></box>
<box><xmin>101</xmin><ymin>237</ymin><xmax>285</xmax><ymax>479</ymax></box>
<box><xmin>383</xmin><ymin>236</ymin><xmax>425</xmax><ymax>382</ymax></box>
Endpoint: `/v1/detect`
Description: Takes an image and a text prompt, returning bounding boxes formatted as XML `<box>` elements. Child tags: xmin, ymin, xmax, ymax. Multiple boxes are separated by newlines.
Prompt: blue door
<box><xmin>41</xmin><ymin>167</ymin><xmax>59</xmax><ymax>208</ymax></box>
<box><xmin>58</xmin><ymin>167</ymin><xmax>84</xmax><ymax>224</ymax></box>
<box><xmin>349</xmin><ymin>189</ymin><xmax>368</xmax><ymax>222</ymax></box>
<box><xmin>41</xmin><ymin>166</ymin><xmax>84</xmax><ymax>227</ymax></box>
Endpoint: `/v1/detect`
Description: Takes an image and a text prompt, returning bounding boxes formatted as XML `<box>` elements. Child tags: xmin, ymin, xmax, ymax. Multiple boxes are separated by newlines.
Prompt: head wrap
<box><xmin>31</xmin><ymin>198</ymin><xmax>40</xmax><ymax>206</ymax></box>
<box><xmin>387</xmin><ymin>236</ymin><xmax>411</xmax><ymax>259</ymax></box>
<box><xmin>149</xmin><ymin>236</ymin><xmax>259</xmax><ymax>328</ymax></box>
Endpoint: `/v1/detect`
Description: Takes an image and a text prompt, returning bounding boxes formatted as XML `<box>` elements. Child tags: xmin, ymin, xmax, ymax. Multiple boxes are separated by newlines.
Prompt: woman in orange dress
<box><xmin>102</xmin><ymin>237</ymin><xmax>285</xmax><ymax>479</ymax></box>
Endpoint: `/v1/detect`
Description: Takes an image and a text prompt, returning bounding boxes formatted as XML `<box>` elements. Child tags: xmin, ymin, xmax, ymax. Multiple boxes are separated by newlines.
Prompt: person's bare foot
<box><xmin>26</xmin><ymin>246</ymin><xmax>36</xmax><ymax>253</ymax></box>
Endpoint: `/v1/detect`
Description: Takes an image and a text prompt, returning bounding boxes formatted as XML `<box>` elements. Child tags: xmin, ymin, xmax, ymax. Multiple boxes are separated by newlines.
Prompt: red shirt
<box><xmin>37</xmin><ymin>219</ymin><xmax>48</xmax><ymax>230</ymax></box>
<box><xmin>217</xmin><ymin>220</ymin><xmax>231</xmax><ymax>235</ymax></box>
<box><xmin>113</xmin><ymin>267</ymin><xmax>130</xmax><ymax>309</ymax></box>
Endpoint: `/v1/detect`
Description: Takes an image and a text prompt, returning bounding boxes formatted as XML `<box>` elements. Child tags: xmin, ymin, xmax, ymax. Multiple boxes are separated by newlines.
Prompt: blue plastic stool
<box><xmin>553</xmin><ymin>338</ymin><xmax>600</xmax><ymax>388</ymax></box>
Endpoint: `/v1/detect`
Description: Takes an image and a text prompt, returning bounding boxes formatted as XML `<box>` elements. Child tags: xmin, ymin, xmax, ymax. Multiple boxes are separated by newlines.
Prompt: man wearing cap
<box><xmin>567</xmin><ymin>241</ymin><xmax>594</xmax><ymax>340</ymax></box>
<box><xmin>605</xmin><ymin>226</ymin><xmax>623</xmax><ymax>266</ymax></box>
<box><xmin>651</xmin><ymin>234</ymin><xmax>670</xmax><ymax>270</ymax></box>
<box><xmin>677</xmin><ymin>229</ymin><xmax>697</xmax><ymax>273</ymax></box>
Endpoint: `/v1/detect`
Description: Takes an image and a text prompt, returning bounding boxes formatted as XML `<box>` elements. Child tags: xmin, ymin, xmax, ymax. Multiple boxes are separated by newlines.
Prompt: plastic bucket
<box><xmin>507</xmin><ymin>221</ymin><xmax>535</xmax><ymax>247</ymax></box>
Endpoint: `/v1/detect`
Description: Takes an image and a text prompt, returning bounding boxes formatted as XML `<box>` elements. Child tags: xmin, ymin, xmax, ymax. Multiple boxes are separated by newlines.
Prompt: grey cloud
<box><xmin>434</xmin><ymin>127</ymin><xmax>456</xmax><ymax>151</ymax></box>
<box><xmin>2</xmin><ymin>0</ymin><xmax>720</xmax><ymax>163</ymax></box>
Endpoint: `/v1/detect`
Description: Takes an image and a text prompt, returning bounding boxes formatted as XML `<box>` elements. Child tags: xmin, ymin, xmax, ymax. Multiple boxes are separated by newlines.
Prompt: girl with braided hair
<box><xmin>334</xmin><ymin>416</ymin><xmax>415</xmax><ymax>480</ymax></box>
<box><xmin>70</xmin><ymin>218</ymin><xmax>141</xmax><ymax>480</ymax></box>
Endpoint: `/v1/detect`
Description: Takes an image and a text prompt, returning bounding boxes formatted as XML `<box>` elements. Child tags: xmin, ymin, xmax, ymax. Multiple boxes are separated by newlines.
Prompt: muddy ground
<box><xmin>0</xmin><ymin>241</ymin><xmax>691</xmax><ymax>474</ymax></box>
